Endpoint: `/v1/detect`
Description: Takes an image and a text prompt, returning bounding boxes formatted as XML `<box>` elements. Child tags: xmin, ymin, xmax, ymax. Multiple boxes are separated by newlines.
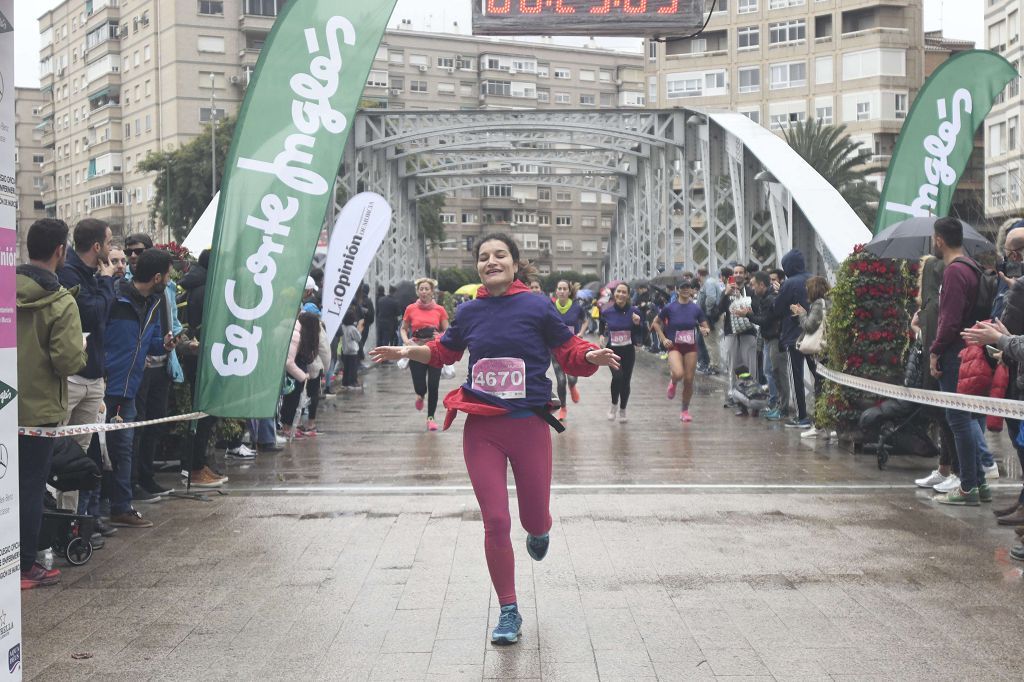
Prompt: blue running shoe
<box><xmin>491</xmin><ymin>603</ymin><xmax>522</xmax><ymax>645</ymax></box>
<box><xmin>526</xmin><ymin>533</ymin><xmax>550</xmax><ymax>561</ymax></box>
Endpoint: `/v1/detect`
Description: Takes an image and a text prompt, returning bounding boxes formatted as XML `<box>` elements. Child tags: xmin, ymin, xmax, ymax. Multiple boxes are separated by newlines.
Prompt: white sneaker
<box><xmin>227</xmin><ymin>443</ymin><xmax>256</xmax><ymax>459</ymax></box>
<box><xmin>618</xmin><ymin>409</ymin><xmax>628</xmax><ymax>423</ymax></box>
<box><xmin>915</xmin><ymin>470</ymin><xmax>948</xmax><ymax>489</ymax></box>
<box><xmin>275</xmin><ymin>434</ymin><xmax>287</xmax><ymax>447</ymax></box>
<box><xmin>607</xmin><ymin>406</ymin><xmax>617</xmax><ymax>421</ymax></box>
<box><xmin>800</xmin><ymin>426</ymin><xmax>818</xmax><ymax>439</ymax></box>
<box><xmin>983</xmin><ymin>463</ymin><xmax>1000</xmax><ymax>480</ymax></box>
<box><xmin>933</xmin><ymin>474</ymin><xmax>961</xmax><ymax>494</ymax></box>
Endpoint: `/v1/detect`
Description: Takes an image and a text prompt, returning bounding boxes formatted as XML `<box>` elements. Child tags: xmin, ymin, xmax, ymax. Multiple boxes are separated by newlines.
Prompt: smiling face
<box><xmin>416</xmin><ymin>281</ymin><xmax>434</xmax><ymax>303</ymax></box>
<box><xmin>677</xmin><ymin>283</ymin><xmax>695</xmax><ymax>302</ymax></box>
<box><xmin>555</xmin><ymin>280</ymin><xmax>571</xmax><ymax>302</ymax></box>
<box><xmin>476</xmin><ymin>239</ymin><xmax>518</xmax><ymax>291</ymax></box>
<box><xmin>613</xmin><ymin>283</ymin><xmax>630</xmax><ymax>307</ymax></box>
<box><xmin>732</xmin><ymin>265</ymin><xmax>746</xmax><ymax>288</ymax></box>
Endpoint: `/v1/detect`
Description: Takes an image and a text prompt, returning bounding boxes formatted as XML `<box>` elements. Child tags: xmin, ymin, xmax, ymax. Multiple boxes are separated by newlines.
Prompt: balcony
<box><xmin>840</xmin><ymin>26</ymin><xmax>911</xmax><ymax>49</ymax></box>
<box><xmin>84</xmin><ymin>137</ymin><xmax>123</xmax><ymax>158</ymax></box>
<box><xmin>239</xmin><ymin>48</ymin><xmax>261</xmax><ymax>69</ymax></box>
<box><xmin>84</xmin><ymin>37</ymin><xmax>121</xmax><ymax>62</ymax></box>
<box><xmin>239</xmin><ymin>12</ymin><xmax>276</xmax><ymax>34</ymax></box>
<box><xmin>86</xmin><ymin>72</ymin><xmax>122</xmax><ymax>98</ymax></box>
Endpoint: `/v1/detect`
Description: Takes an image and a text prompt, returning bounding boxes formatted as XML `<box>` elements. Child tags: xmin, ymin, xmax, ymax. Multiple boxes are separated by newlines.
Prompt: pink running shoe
<box><xmin>667</xmin><ymin>381</ymin><xmax>677</xmax><ymax>400</ymax></box>
<box><xmin>427</xmin><ymin>418</ymin><xmax>439</xmax><ymax>432</ymax></box>
<box><xmin>680</xmin><ymin>410</ymin><xmax>692</xmax><ymax>423</ymax></box>
<box><xmin>415</xmin><ymin>396</ymin><xmax>424</xmax><ymax>411</ymax></box>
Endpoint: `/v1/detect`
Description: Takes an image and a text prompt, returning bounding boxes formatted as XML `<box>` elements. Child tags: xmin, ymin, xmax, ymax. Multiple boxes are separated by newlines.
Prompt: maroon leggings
<box><xmin>463</xmin><ymin>413</ymin><xmax>553</xmax><ymax>606</ymax></box>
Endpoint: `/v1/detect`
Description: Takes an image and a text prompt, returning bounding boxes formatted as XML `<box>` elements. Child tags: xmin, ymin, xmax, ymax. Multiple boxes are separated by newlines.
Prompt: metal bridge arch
<box><xmin>335</xmin><ymin>108</ymin><xmax>869</xmax><ymax>290</ymax></box>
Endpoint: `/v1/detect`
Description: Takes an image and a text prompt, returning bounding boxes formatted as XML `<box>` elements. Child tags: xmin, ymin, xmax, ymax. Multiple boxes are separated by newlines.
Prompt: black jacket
<box><xmin>774</xmin><ymin>250</ymin><xmax>810</xmax><ymax>349</ymax></box>
<box><xmin>56</xmin><ymin>249</ymin><xmax>115</xmax><ymax>379</ymax></box>
<box><xmin>375</xmin><ymin>294</ymin><xmax>401</xmax><ymax>329</ymax></box>
<box><xmin>749</xmin><ymin>289</ymin><xmax>781</xmax><ymax>340</ymax></box>
<box><xmin>178</xmin><ymin>263</ymin><xmax>207</xmax><ymax>336</ymax></box>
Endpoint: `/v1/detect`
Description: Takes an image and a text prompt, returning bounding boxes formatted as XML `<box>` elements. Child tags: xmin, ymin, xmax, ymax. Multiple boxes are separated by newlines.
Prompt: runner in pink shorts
<box><xmin>652</xmin><ymin>277</ymin><xmax>711</xmax><ymax>422</ymax></box>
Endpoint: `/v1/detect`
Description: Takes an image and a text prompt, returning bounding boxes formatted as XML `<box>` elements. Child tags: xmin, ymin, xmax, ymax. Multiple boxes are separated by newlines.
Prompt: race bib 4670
<box><xmin>471</xmin><ymin>357</ymin><xmax>527</xmax><ymax>399</ymax></box>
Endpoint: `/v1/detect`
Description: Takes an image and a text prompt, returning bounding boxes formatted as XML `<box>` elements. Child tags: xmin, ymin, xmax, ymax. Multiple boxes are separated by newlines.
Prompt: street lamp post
<box><xmin>209</xmin><ymin>72</ymin><xmax>217</xmax><ymax>196</ymax></box>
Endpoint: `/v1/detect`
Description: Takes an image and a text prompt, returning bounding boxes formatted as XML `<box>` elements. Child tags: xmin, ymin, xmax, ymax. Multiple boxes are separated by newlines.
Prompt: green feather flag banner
<box><xmin>195</xmin><ymin>0</ymin><xmax>397</xmax><ymax>417</ymax></box>
<box><xmin>874</xmin><ymin>50</ymin><xmax>1017</xmax><ymax>234</ymax></box>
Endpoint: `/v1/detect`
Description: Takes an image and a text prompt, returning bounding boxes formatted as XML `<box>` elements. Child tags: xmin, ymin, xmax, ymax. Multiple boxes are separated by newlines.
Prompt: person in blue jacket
<box><xmin>103</xmin><ymin>249</ymin><xmax>177</xmax><ymax>529</ymax></box>
<box><xmin>773</xmin><ymin>249</ymin><xmax>812</xmax><ymax>429</ymax></box>
<box><xmin>600</xmin><ymin>283</ymin><xmax>643</xmax><ymax>423</ymax></box>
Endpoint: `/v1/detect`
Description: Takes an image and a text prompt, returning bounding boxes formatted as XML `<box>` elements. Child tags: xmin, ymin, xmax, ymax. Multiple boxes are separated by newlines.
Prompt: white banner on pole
<box><xmin>0</xmin><ymin>0</ymin><xmax>24</xmax><ymax>676</ymax></box>
<box><xmin>180</xmin><ymin>191</ymin><xmax>219</xmax><ymax>255</ymax></box>
<box><xmin>322</xmin><ymin>193</ymin><xmax>392</xmax><ymax>342</ymax></box>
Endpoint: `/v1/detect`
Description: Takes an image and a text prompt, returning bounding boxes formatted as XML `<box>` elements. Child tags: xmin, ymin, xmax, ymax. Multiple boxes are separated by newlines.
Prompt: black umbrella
<box><xmin>394</xmin><ymin>280</ymin><xmax>417</xmax><ymax>309</ymax></box>
<box><xmin>865</xmin><ymin>217</ymin><xmax>995</xmax><ymax>260</ymax></box>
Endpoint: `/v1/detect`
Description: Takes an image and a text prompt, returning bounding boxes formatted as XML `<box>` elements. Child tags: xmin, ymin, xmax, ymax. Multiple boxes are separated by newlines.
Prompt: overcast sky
<box><xmin>14</xmin><ymin>0</ymin><xmax>985</xmax><ymax>88</ymax></box>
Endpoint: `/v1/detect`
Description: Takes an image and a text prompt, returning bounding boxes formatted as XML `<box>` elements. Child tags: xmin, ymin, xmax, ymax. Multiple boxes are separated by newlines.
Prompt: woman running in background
<box><xmin>401</xmin><ymin>277</ymin><xmax>449</xmax><ymax>431</ymax></box>
<box><xmin>600</xmin><ymin>283</ymin><xmax>642</xmax><ymax>423</ymax></box>
<box><xmin>551</xmin><ymin>279</ymin><xmax>586</xmax><ymax>421</ymax></box>
<box><xmin>653</xmin><ymin>278</ymin><xmax>710</xmax><ymax>422</ymax></box>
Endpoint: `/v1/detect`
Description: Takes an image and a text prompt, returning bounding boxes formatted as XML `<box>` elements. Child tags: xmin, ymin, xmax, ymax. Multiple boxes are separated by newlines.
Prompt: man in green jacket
<box><xmin>16</xmin><ymin>219</ymin><xmax>87</xmax><ymax>589</ymax></box>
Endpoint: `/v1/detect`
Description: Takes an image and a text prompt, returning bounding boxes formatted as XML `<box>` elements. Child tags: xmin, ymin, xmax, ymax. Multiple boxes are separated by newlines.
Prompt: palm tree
<box><xmin>781</xmin><ymin>119</ymin><xmax>880</xmax><ymax>228</ymax></box>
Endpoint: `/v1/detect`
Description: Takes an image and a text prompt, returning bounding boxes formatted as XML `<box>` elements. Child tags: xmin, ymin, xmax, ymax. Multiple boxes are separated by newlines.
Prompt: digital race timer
<box><xmin>472</xmin><ymin>0</ymin><xmax>707</xmax><ymax>37</ymax></box>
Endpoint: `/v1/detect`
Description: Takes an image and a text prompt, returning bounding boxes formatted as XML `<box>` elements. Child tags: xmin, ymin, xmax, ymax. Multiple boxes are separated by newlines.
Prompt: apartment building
<box><xmin>14</xmin><ymin>88</ymin><xmax>49</xmax><ymax>263</ymax></box>
<box><xmin>985</xmin><ymin>0</ymin><xmax>1024</xmax><ymax>223</ymax></box>
<box><xmin>645</xmin><ymin>0</ymin><xmax>925</xmax><ymax>187</ymax></box>
<box><xmin>30</xmin><ymin>0</ymin><xmax>643</xmax><ymax>275</ymax></box>
<box><xmin>371</xmin><ymin>30</ymin><xmax>645</xmax><ymax>274</ymax></box>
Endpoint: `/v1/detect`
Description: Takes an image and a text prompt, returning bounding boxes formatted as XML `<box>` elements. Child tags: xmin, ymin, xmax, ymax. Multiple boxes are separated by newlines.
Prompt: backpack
<box><xmin>952</xmin><ymin>257</ymin><xmax>998</xmax><ymax>324</ymax></box>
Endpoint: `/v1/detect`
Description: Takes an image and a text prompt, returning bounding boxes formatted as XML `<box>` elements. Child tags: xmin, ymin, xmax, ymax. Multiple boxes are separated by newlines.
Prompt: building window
<box><xmin>367</xmin><ymin>70</ymin><xmax>388</xmax><ymax>88</ymax></box>
<box><xmin>555</xmin><ymin>216</ymin><xmax>572</xmax><ymax>227</ymax></box>
<box><xmin>197</xmin><ymin>35</ymin><xmax>225</xmax><ymax>53</ymax></box>
<box><xmin>198</xmin><ymin>1</ymin><xmax>224</xmax><ymax>15</ymax></box>
<box><xmin>556</xmin><ymin>239</ymin><xmax>573</xmax><ymax>252</ymax></box>
<box><xmin>769</xmin><ymin>20</ymin><xmax>806</xmax><ymax>45</ymax></box>
<box><xmin>842</xmin><ymin>48</ymin><xmax>906</xmax><ymax>80</ymax></box>
<box><xmin>667</xmin><ymin>76</ymin><xmax>703</xmax><ymax>99</ymax></box>
<box><xmin>769</xmin><ymin>61</ymin><xmax>806</xmax><ymax>89</ymax></box>
<box><xmin>770</xmin><ymin>111</ymin><xmax>805</xmax><ymax>130</ymax></box>
<box><xmin>538</xmin><ymin>188</ymin><xmax>551</xmax><ymax>201</ymax></box>
<box><xmin>537</xmin><ymin>89</ymin><xmax>550</xmax><ymax>103</ymax></box>
<box><xmin>244</xmin><ymin>0</ymin><xmax>282</xmax><ymax>16</ymax></box>
<box><xmin>856</xmin><ymin>101</ymin><xmax>871</xmax><ymax>121</ymax></box>
<box><xmin>894</xmin><ymin>93</ymin><xmax>907</xmax><ymax>119</ymax></box>
<box><xmin>579</xmin><ymin>94</ymin><xmax>596</xmax><ymax>106</ymax></box>
<box><xmin>461</xmin><ymin>213</ymin><xmax>477</xmax><ymax>224</ymax></box>
<box><xmin>815</xmin><ymin>105</ymin><xmax>833</xmax><ymax>124</ymax></box>
<box><xmin>737</xmin><ymin>26</ymin><xmax>760</xmax><ymax>49</ymax></box>
<box><xmin>1011</xmin><ymin>116</ymin><xmax>1019</xmax><ymax>150</ymax></box>
<box><xmin>486</xmin><ymin>185</ymin><xmax>512</xmax><ymax>198</ymax></box>
<box><xmin>648</xmin><ymin>40</ymin><xmax>658</xmax><ymax>60</ymax></box>
<box><xmin>554</xmin><ymin>68</ymin><xmax>570</xmax><ymax>79</ymax></box>
<box><xmin>738</xmin><ymin>0</ymin><xmax>758</xmax><ymax>13</ymax></box>
<box><xmin>555</xmin><ymin>93</ymin><xmax>570</xmax><ymax>104</ymax></box>
<box><xmin>440</xmin><ymin>213</ymin><xmax>456</xmax><ymax>224</ymax></box>
<box><xmin>410</xmin><ymin>80</ymin><xmax>428</xmax><ymax>93</ymax></box>
<box><xmin>199</xmin><ymin>107</ymin><xmax>226</xmax><ymax>122</ymax></box>
<box><xmin>555</xmin><ymin>191</ymin><xmax>572</xmax><ymax>202</ymax></box>
<box><xmin>740</xmin><ymin>108</ymin><xmax>760</xmax><ymax>124</ymax></box>
<box><xmin>738</xmin><ymin>67</ymin><xmax>760</xmax><ymax>93</ymax></box>
<box><xmin>482</xmin><ymin>80</ymin><xmax>511</xmax><ymax>96</ymax></box>
<box><xmin>538</xmin><ymin>214</ymin><xmax>551</xmax><ymax>226</ymax></box>
<box><xmin>768</xmin><ymin>0</ymin><xmax>804</xmax><ymax>8</ymax></box>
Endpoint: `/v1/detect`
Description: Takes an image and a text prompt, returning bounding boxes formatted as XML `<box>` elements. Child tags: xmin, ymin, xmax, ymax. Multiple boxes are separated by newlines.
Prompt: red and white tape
<box><xmin>18</xmin><ymin>412</ymin><xmax>208</xmax><ymax>438</ymax></box>
<box><xmin>818</xmin><ymin>365</ymin><xmax>1024</xmax><ymax>419</ymax></box>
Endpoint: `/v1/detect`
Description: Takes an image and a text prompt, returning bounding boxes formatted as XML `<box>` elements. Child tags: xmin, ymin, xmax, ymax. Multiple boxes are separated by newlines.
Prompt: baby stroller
<box><xmin>731</xmin><ymin>365</ymin><xmax>770</xmax><ymax>415</ymax></box>
<box><xmin>858</xmin><ymin>400</ymin><xmax>941</xmax><ymax>470</ymax></box>
<box><xmin>40</xmin><ymin>437</ymin><xmax>101</xmax><ymax>566</ymax></box>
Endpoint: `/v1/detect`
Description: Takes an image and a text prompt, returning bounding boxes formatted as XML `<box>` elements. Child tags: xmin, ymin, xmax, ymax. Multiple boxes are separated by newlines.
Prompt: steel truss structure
<box><xmin>337</xmin><ymin>108</ymin><xmax>869</xmax><ymax>289</ymax></box>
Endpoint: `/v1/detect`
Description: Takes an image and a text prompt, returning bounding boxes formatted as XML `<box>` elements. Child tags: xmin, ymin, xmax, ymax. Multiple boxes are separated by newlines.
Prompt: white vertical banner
<box><xmin>0</xmin><ymin>2</ymin><xmax>22</xmax><ymax>678</ymax></box>
<box><xmin>321</xmin><ymin>193</ymin><xmax>392</xmax><ymax>342</ymax></box>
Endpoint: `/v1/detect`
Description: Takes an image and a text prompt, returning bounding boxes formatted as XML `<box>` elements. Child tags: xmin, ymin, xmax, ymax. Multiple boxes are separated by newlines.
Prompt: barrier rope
<box><xmin>18</xmin><ymin>412</ymin><xmax>208</xmax><ymax>438</ymax></box>
<box><xmin>817</xmin><ymin>365</ymin><xmax>1024</xmax><ymax>420</ymax></box>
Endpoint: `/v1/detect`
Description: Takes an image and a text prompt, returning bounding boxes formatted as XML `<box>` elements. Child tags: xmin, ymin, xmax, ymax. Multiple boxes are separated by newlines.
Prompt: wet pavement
<box><xmin>22</xmin><ymin>350</ymin><xmax>1024</xmax><ymax>680</ymax></box>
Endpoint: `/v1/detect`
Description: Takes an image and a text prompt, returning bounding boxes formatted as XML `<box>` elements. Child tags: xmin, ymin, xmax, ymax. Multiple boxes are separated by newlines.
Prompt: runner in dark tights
<box><xmin>600</xmin><ymin>283</ymin><xmax>642</xmax><ymax>423</ymax></box>
<box><xmin>400</xmin><ymin>278</ymin><xmax>449</xmax><ymax>431</ymax></box>
<box><xmin>550</xmin><ymin>280</ymin><xmax>586</xmax><ymax>421</ymax></box>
